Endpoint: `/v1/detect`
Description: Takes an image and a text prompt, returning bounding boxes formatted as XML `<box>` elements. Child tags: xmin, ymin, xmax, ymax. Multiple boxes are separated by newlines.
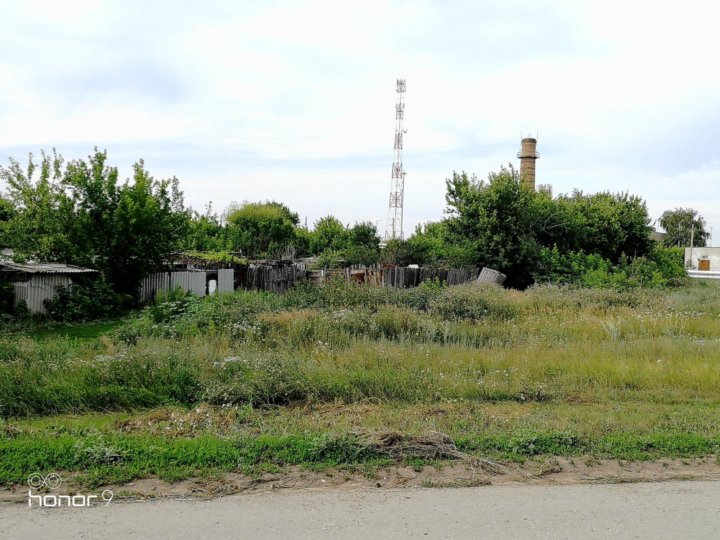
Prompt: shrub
<box><xmin>315</xmin><ymin>249</ymin><xmax>343</xmax><ymax>269</ymax></box>
<box><xmin>145</xmin><ymin>286</ymin><xmax>199</xmax><ymax>324</ymax></box>
<box><xmin>429</xmin><ymin>283</ymin><xmax>518</xmax><ymax>321</ymax></box>
<box><xmin>0</xmin><ymin>277</ymin><xmax>13</xmax><ymax>314</ymax></box>
<box><xmin>44</xmin><ymin>279</ymin><xmax>131</xmax><ymax>322</ymax></box>
<box><xmin>535</xmin><ymin>245</ymin><xmax>688</xmax><ymax>290</ymax></box>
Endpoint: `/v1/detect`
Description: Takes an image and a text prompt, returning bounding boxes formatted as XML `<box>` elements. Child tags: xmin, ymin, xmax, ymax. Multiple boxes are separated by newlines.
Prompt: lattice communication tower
<box><xmin>384</xmin><ymin>79</ymin><xmax>406</xmax><ymax>241</ymax></box>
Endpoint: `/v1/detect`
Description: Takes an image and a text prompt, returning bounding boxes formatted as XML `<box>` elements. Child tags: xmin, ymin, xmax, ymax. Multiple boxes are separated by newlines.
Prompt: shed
<box><xmin>0</xmin><ymin>260</ymin><xmax>98</xmax><ymax>314</ymax></box>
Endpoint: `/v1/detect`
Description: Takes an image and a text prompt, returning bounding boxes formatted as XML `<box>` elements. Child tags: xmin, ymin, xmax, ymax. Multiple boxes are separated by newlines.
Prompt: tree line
<box><xmin>0</xmin><ymin>149</ymin><xmax>707</xmax><ymax>315</ymax></box>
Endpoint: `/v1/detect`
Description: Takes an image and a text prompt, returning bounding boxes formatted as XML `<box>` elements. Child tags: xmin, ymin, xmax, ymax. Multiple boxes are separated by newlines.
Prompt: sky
<box><xmin>1</xmin><ymin>0</ymin><xmax>718</xmax><ymax>244</ymax></box>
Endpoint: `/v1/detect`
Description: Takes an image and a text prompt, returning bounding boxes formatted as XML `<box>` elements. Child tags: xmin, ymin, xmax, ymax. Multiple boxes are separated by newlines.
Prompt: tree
<box><xmin>343</xmin><ymin>222</ymin><xmax>381</xmax><ymax>264</ymax></box>
<box><xmin>556</xmin><ymin>191</ymin><xmax>652</xmax><ymax>262</ymax></box>
<box><xmin>227</xmin><ymin>201</ymin><xmax>299</xmax><ymax>258</ymax></box>
<box><xmin>444</xmin><ymin>167</ymin><xmax>540</xmax><ymax>287</ymax></box>
<box><xmin>405</xmin><ymin>223</ymin><xmax>443</xmax><ymax>265</ymax></box>
<box><xmin>182</xmin><ymin>204</ymin><xmax>226</xmax><ymax>252</ymax></box>
<box><xmin>0</xmin><ymin>195</ymin><xmax>15</xmax><ymax>248</ymax></box>
<box><xmin>62</xmin><ymin>149</ymin><xmax>121</xmax><ymax>270</ymax></box>
<box><xmin>380</xmin><ymin>239</ymin><xmax>412</xmax><ymax>266</ymax></box>
<box><xmin>109</xmin><ymin>161</ymin><xmax>188</xmax><ymax>296</ymax></box>
<box><xmin>310</xmin><ymin>216</ymin><xmax>347</xmax><ymax>254</ymax></box>
<box><xmin>307</xmin><ymin>218</ymin><xmax>381</xmax><ymax>265</ymax></box>
<box><xmin>0</xmin><ymin>150</ymin><xmax>75</xmax><ymax>261</ymax></box>
<box><xmin>437</xmin><ymin>165</ymin><xmax>653</xmax><ymax>287</ymax></box>
<box><xmin>659</xmin><ymin>208</ymin><xmax>710</xmax><ymax>248</ymax></box>
<box><xmin>1</xmin><ymin>149</ymin><xmax>190</xmax><ymax>300</ymax></box>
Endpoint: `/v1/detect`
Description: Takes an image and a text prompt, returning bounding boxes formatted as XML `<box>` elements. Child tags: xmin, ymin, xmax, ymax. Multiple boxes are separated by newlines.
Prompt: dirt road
<box><xmin>3</xmin><ymin>480</ymin><xmax>719</xmax><ymax>539</ymax></box>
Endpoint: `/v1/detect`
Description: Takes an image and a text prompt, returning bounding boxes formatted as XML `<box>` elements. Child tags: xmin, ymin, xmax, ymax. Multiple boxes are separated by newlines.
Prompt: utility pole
<box><xmin>690</xmin><ymin>221</ymin><xmax>695</xmax><ymax>269</ymax></box>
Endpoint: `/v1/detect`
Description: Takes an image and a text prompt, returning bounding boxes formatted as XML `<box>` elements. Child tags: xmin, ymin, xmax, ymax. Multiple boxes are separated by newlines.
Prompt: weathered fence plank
<box><xmin>139</xmin><ymin>263</ymin><xmax>480</xmax><ymax>304</ymax></box>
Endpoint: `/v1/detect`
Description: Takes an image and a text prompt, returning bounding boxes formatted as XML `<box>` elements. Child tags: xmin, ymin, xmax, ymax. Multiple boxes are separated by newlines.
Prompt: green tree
<box><xmin>62</xmin><ymin>149</ymin><xmax>121</xmax><ymax>270</ymax></box>
<box><xmin>380</xmin><ymin>239</ymin><xmax>412</xmax><ymax>266</ymax></box>
<box><xmin>405</xmin><ymin>221</ymin><xmax>452</xmax><ymax>265</ymax></box>
<box><xmin>292</xmin><ymin>225</ymin><xmax>313</xmax><ymax>258</ymax></box>
<box><xmin>0</xmin><ymin>150</ymin><xmax>75</xmax><ymax>261</ymax></box>
<box><xmin>343</xmin><ymin>222</ymin><xmax>381</xmax><ymax>264</ymax></box>
<box><xmin>1</xmin><ymin>149</ymin><xmax>190</xmax><ymax>300</ymax></box>
<box><xmin>0</xmin><ymin>195</ymin><xmax>15</xmax><ymax>248</ymax></box>
<box><xmin>110</xmin><ymin>161</ymin><xmax>188</xmax><ymax>295</ymax></box>
<box><xmin>310</xmin><ymin>216</ymin><xmax>347</xmax><ymax>254</ymax></box>
<box><xmin>227</xmin><ymin>201</ymin><xmax>299</xmax><ymax>258</ymax></box>
<box><xmin>659</xmin><ymin>208</ymin><xmax>710</xmax><ymax>248</ymax></box>
<box><xmin>558</xmin><ymin>191</ymin><xmax>652</xmax><ymax>261</ymax></box>
<box><xmin>183</xmin><ymin>203</ymin><xmax>226</xmax><ymax>252</ymax></box>
<box><xmin>445</xmin><ymin>167</ymin><xmax>540</xmax><ymax>287</ymax></box>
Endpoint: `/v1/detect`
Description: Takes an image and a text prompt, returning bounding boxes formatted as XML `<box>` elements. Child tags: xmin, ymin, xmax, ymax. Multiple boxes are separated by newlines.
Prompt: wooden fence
<box><xmin>310</xmin><ymin>265</ymin><xmax>479</xmax><ymax>288</ymax></box>
<box><xmin>241</xmin><ymin>263</ymin><xmax>307</xmax><ymax>293</ymax></box>
<box><xmin>139</xmin><ymin>263</ymin><xmax>479</xmax><ymax>304</ymax></box>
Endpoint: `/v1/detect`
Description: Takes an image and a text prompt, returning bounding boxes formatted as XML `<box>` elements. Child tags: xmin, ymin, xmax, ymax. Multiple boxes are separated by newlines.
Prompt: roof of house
<box><xmin>0</xmin><ymin>261</ymin><xmax>98</xmax><ymax>274</ymax></box>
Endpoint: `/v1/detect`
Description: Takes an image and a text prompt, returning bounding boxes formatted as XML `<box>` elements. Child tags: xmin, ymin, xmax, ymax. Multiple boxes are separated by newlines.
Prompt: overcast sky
<box><xmin>1</xmin><ymin>0</ymin><xmax>718</xmax><ymax>244</ymax></box>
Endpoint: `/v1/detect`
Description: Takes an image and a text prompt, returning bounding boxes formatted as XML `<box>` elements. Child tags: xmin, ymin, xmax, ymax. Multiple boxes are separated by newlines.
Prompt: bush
<box><xmin>145</xmin><ymin>286</ymin><xmax>199</xmax><ymax>324</ymax></box>
<box><xmin>314</xmin><ymin>249</ymin><xmax>344</xmax><ymax>269</ymax></box>
<box><xmin>44</xmin><ymin>279</ymin><xmax>131</xmax><ymax>322</ymax></box>
<box><xmin>429</xmin><ymin>283</ymin><xmax>518</xmax><ymax>321</ymax></box>
<box><xmin>0</xmin><ymin>278</ymin><xmax>14</xmax><ymax>315</ymax></box>
<box><xmin>534</xmin><ymin>245</ymin><xmax>688</xmax><ymax>290</ymax></box>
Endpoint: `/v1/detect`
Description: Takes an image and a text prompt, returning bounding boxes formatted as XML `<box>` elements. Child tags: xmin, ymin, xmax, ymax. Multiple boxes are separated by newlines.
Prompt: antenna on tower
<box><xmin>384</xmin><ymin>78</ymin><xmax>407</xmax><ymax>242</ymax></box>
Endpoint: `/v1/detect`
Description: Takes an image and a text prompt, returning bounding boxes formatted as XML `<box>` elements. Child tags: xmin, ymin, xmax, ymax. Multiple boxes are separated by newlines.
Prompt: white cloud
<box><xmin>1</xmin><ymin>0</ymin><xmax>718</xmax><ymax>242</ymax></box>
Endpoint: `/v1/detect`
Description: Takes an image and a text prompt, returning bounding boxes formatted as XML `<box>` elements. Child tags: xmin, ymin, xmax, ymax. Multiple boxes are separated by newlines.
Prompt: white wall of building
<box><xmin>684</xmin><ymin>247</ymin><xmax>720</xmax><ymax>272</ymax></box>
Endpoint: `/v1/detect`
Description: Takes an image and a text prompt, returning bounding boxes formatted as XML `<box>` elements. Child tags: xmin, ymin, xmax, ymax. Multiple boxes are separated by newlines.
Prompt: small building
<box><xmin>684</xmin><ymin>247</ymin><xmax>720</xmax><ymax>280</ymax></box>
<box><xmin>0</xmin><ymin>260</ymin><xmax>98</xmax><ymax>314</ymax></box>
<box><xmin>649</xmin><ymin>230</ymin><xmax>666</xmax><ymax>243</ymax></box>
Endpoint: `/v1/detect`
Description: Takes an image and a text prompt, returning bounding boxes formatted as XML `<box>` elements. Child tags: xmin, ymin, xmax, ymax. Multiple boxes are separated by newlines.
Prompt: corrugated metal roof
<box><xmin>0</xmin><ymin>261</ymin><xmax>98</xmax><ymax>274</ymax></box>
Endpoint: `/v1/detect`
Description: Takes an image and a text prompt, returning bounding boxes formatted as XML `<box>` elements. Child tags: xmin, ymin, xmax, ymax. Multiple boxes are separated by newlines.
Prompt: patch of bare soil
<box><xmin>2</xmin><ymin>456</ymin><xmax>718</xmax><ymax>505</ymax></box>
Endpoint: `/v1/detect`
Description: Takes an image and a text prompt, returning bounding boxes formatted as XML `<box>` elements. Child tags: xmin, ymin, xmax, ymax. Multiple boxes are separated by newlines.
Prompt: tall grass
<box><xmin>1</xmin><ymin>281</ymin><xmax>719</xmax><ymax>417</ymax></box>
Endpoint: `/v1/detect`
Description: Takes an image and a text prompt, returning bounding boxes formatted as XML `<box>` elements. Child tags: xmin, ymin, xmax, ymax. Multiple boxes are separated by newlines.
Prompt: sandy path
<box><xmin>2</xmin><ymin>480</ymin><xmax>720</xmax><ymax>539</ymax></box>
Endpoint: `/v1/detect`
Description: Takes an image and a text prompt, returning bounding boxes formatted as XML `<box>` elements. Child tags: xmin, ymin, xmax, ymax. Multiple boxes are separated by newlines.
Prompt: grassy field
<box><xmin>1</xmin><ymin>279</ymin><xmax>719</xmax><ymax>487</ymax></box>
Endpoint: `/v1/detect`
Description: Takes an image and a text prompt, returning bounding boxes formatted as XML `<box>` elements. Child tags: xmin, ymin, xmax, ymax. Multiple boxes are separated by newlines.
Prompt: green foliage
<box><xmin>343</xmin><ymin>222</ymin><xmax>381</xmax><ymax>264</ymax></box>
<box><xmin>292</xmin><ymin>226</ymin><xmax>313</xmax><ymax>258</ymax></box>
<box><xmin>647</xmin><ymin>245</ymin><xmax>687</xmax><ymax>283</ymax></box>
<box><xmin>0</xmin><ymin>150</ymin><xmax>76</xmax><ymax>262</ymax></box>
<box><xmin>311</xmin><ymin>216</ymin><xmax>346</xmax><ymax>253</ymax></box>
<box><xmin>535</xmin><ymin>245</ymin><xmax>687</xmax><ymax>290</ymax></box>
<box><xmin>44</xmin><ymin>280</ymin><xmax>132</xmax><ymax>322</ymax></box>
<box><xmin>315</xmin><ymin>249</ymin><xmax>344</xmax><ymax>269</ymax></box>
<box><xmin>227</xmin><ymin>201</ymin><xmax>299</xmax><ymax>258</ymax></box>
<box><xmin>534</xmin><ymin>247</ymin><xmax>612</xmax><ymax>285</ymax></box>
<box><xmin>145</xmin><ymin>286</ymin><xmax>199</xmax><ymax>324</ymax></box>
<box><xmin>429</xmin><ymin>283</ymin><xmax>518</xmax><ymax>321</ymax></box>
<box><xmin>0</xmin><ymin>275</ymin><xmax>14</xmax><ymax>315</ymax></box>
<box><xmin>444</xmin><ymin>167</ymin><xmax>540</xmax><ymax>287</ymax></box>
<box><xmin>659</xmin><ymin>207</ymin><xmax>710</xmax><ymax>248</ymax></box>
<box><xmin>308</xmin><ymin>218</ymin><xmax>381</xmax><ymax>266</ymax></box>
<box><xmin>1</xmin><ymin>149</ymin><xmax>190</xmax><ymax>301</ymax></box>
<box><xmin>380</xmin><ymin>239</ymin><xmax>412</xmax><ymax>266</ymax></box>
<box><xmin>407</xmin><ymin>166</ymin><xmax>654</xmax><ymax>288</ymax></box>
<box><xmin>183</xmin><ymin>250</ymin><xmax>247</xmax><ymax>265</ymax></box>
<box><xmin>536</xmin><ymin>190</ymin><xmax>652</xmax><ymax>262</ymax></box>
<box><xmin>0</xmin><ymin>195</ymin><xmax>15</xmax><ymax>248</ymax></box>
<box><xmin>109</xmin><ymin>161</ymin><xmax>189</xmax><ymax>296</ymax></box>
<box><xmin>182</xmin><ymin>204</ymin><xmax>226</xmax><ymax>252</ymax></box>
<box><xmin>404</xmin><ymin>222</ymin><xmax>454</xmax><ymax>266</ymax></box>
